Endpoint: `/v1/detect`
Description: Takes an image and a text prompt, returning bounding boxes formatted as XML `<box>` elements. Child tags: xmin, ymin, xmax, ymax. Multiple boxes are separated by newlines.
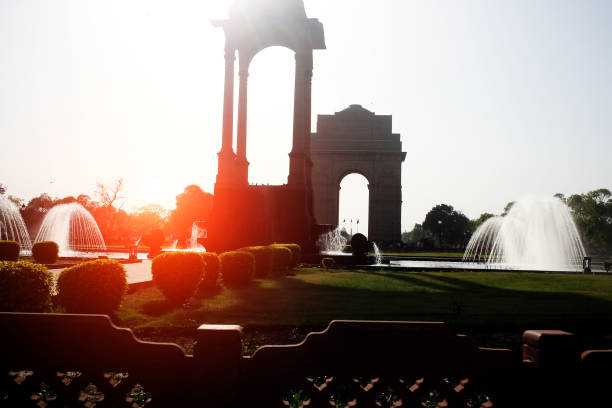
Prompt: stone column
<box><xmin>303</xmin><ymin>53</ymin><xmax>315</xmax><ymax>220</ymax></box>
<box><xmin>288</xmin><ymin>51</ymin><xmax>308</xmax><ymax>186</ymax></box>
<box><xmin>217</xmin><ymin>46</ymin><xmax>236</xmax><ymax>185</ymax></box>
<box><xmin>236</xmin><ymin>55</ymin><xmax>250</xmax><ymax>184</ymax></box>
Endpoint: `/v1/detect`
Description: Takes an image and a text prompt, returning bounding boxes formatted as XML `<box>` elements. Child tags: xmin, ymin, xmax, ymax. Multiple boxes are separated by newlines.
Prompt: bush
<box><xmin>274</xmin><ymin>243</ymin><xmax>301</xmax><ymax>268</ymax></box>
<box><xmin>322</xmin><ymin>257</ymin><xmax>335</xmax><ymax>271</ymax></box>
<box><xmin>32</xmin><ymin>241</ymin><xmax>59</xmax><ymax>264</ymax></box>
<box><xmin>152</xmin><ymin>251</ymin><xmax>205</xmax><ymax>304</ymax></box>
<box><xmin>0</xmin><ymin>240</ymin><xmax>20</xmax><ymax>261</ymax></box>
<box><xmin>57</xmin><ymin>259</ymin><xmax>127</xmax><ymax>313</ymax></box>
<box><xmin>239</xmin><ymin>246</ymin><xmax>274</xmax><ymax>277</ymax></box>
<box><xmin>0</xmin><ymin>261</ymin><xmax>53</xmax><ymax>312</ymax></box>
<box><xmin>220</xmin><ymin>251</ymin><xmax>254</xmax><ymax>287</ymax></box>
<box><xmin>201</xmin><ymin>252</ymin><xmax>221</xmax><ymax>286</ymax></box>
<box><xmin>269</xmin><ymin>245</ymin><xmax>292</xmax><ymax>274</ymax></box>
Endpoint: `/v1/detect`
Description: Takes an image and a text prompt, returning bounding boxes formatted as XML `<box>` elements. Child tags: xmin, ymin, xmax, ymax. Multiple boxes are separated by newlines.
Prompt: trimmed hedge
<box><xmin>152</xmin><ymin>251</ymin><xmax>205</xmax><ymax>304</ymax></box>
<box><xmin>201</xmin><ymin>252</ymin><xmax>221</xmax><ymax>287</ymax></box>
<box><xmin>239</xmin><ymin>246</ymin><xmax>274</xmax><ymax>277</ymax></box>
<box><xmin>0</xmin><ymin>260</ymin><xmax>53</xmax><ymax>312</ymax></box>
<box><xmin>32</xmin><ymin>241</ymin><xmax>59</xmax><ymax>264</ymax></box>
<box><xmin>0</xmin><ymin>240</ymin><xmax>20</xmax><ymax>261</ymax></box>
<box><xmin>269</xmin><ymin>245</ymin><xmax>292</xmax><ymax>273</ymax></box>
<box><xmin>219</xmin><ymin>250</ymin><xmax>255</xmax><ymax>287</ymax></box>
<box><xmin>57</xmin><ymin>259</ymin><xmax>127</xmax><ymax>313</ymax></box>
<box><xmin>274</xmin><ymin>243</ymin><xmax>302</xmax><ymax>268</ymax></box>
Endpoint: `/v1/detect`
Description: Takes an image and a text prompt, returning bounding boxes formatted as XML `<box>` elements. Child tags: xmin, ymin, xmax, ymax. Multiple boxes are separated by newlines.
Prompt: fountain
<box><xmin>372</xmin><ymin>242</ymin><xmax>383</xmax><ymax>265</ymax></box>
<box><xmin>0</xmin><ymin>195</ymin><xmax>32</xmax><ymax>253</ymax></box>
<box><xmin>463</xmin><ymin>196</ymin><xmax>586</xmax><ymax>271</ymax></box>
<box><xmin>188</xmin><ymin>221</ymin><xmax>207</xmax><ymax>251</ymax></box>
<box><xmin>35</xmin><ymin>203</ymin><xmax>106</xmax><ymax>256</ymax></box>
<box><xmin>318</xmin><ymin>227</ymin><xmax>348</xmax><ymax>254</ymax></box>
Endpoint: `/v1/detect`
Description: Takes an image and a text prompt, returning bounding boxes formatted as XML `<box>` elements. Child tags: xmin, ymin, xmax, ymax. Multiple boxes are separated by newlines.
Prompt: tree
<box><xmin>129</xmin><ymin>204</ymin><xmax>167</xmax><ymax>238</ymax></box>
<box><xmin>20</xmin><ymin>194</ymin><xmax>55</xmax><ymax>237</ymax></box>
<box><xmin>96</xmin><ymin>179</ymin><xmax>124</xmax><ymax>209</ymax></box>
<box><xmin>166</xmin><ymin>185</ymin><xmax>213</xmax><ymax>241</ymax></box>
<box><xmin>553</xmin><ymin>193</ymin><xmax>566</xmax><ymax>203</ymax></box>
<box><xmin>402</xmin><ymin>223</ymin><xmax>427</xmax><ymax>244</ymax></box>
<box><xmin>566</xmin><ymin>189</ymin><xmax>612</xmax><ymax>253</ymax></box>
<box><xmin>95</xmin><ymin>179</ymin><xmax>125</xmax><ymax>241</ymax></box>
<box><xmin>501</xmin><ymin>201</ymin><xmax>515</xmax><ymax>216</ymax></box>
<box><xmin>423</xmin><ymin>204</ymin><xmax>471</xmax><ymax>248</ymax></box>
<box><xmin>471</xmin><ymin>212</ymin><xmax>495</xmax><ymax>230</ymax></box>
<box><xmin>7</xmin><ymin>195</ymin><xmax>24</xmax><ymax>208</ymax></box>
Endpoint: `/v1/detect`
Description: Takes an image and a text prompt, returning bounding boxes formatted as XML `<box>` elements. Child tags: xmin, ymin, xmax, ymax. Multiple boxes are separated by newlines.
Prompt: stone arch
<box><xmin>337</xmin><ymin>172</ymin><xmax>371</xmax><ymax>236</ymax></box>
<box><xmin>312</xmin><ymin>105</ymin><xmax>406</xmax><ymax>243</ymax></box>
<box><xmin>207</xmin><ymin>0</ymin><xmax>325</xmax><ymax>252</ymax></box>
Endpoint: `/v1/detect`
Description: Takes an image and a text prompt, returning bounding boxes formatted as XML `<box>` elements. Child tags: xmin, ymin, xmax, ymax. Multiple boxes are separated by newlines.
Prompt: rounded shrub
<box><xmin>219</xmin><ymin>250</ymin><xmax>255</xmax><ymax>287</ymax></box>
<box><xmin>0</xmin><ymin>260</ymin><xmax>53</xmax><ymax>312</ymax></box>
<box><xmin>32</xmin><ymin>241</ymin><xmax>59</xmax><ymax>264</ymax></box>
<box><xmin>269</xmin><ymin>245</ymin><xmax>292</xmax><ymax>274</ymax></box>
<box><xmin>57</xmin><ymin>259</ymin><xmax>127</xmax><ymax>313</ymax></box>
<box><xmin>201</xmin><ymin>252</ymin><xmax>221</xmax><ymax>287</ymax></box>
<box><xmin>239</xmin><ymin>246</ymin><xmax>274</xmax><ymax>278</ymax></box>
<box><xmin>152</xmin><ymin>251</ymin><xmax>205</xmax><ymax>304</ymax></box>
<box><xmin>0</xmin><ymin>240</ymin><xmax>20</xmax><ymax>261</ymax></box>
<box><xmin>275</xmin><ymin>243</ymin><xmax>301</xmax><ymax>268</ymax></box>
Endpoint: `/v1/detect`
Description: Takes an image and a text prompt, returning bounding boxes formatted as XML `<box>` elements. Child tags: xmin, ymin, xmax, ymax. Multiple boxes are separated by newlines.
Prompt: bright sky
<box><xmin>1</xmin><ymin>0</ymin><xmax>611</xmax><ymax>234</ymax></box>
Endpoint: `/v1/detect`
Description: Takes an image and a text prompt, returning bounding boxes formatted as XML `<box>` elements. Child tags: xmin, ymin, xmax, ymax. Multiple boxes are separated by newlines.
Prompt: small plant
<box><xmin>57</xmin><ymin>259</ymin><xmax>127</xmax><ymax>313</ymax></box>
<box><xmin>0</xmin><ymin>260</ymin><xmax>53</xmax><ymax>312</ymax></box>
<box><xmin>604</xmin><ymin>261</ymin><xmax>611</xmax><ymax>273</ymax></box>
<box><xmin>269</xmin><ymin>245</ymin><xmax>292</xmax><ymax>274</ymax></box>
<box><xmin>322</xmin><ymin>257</ymin><xmax>335</xmax><ymax>271</ymax></box>
<box><xmin>219</xmin><ymin>250</ymin><xmax>255</xmax><ymax>287</ymax></box>
<box><xmin>201</xmin><ymin>252</ymin><xmax>221</xmax><ymax>287</ymax></box>
<box><xmin>152</xmin><ymin>251</ymin><xmax>205</xmax><ymax>304</ymax></box>
<box><xmin>0</xmin><ymin>240</ymin><xmax>20</xmax><ymax>261</ymax></box>
<box><xmin>32</xmin><ymin>241</ymin><xmax>59</xmax><ymax>264</ymax></box>
<box><xmin>239</xmin><ymin>246</ymin><xmax>274</xmax><ymax>278</ymax></box>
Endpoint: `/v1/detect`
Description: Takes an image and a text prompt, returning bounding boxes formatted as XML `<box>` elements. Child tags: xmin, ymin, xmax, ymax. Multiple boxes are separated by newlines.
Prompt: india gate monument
<box><xmin>205</xmin><ymin>0</ymin><xmax>405</xmax><ymax>253</ymax></box>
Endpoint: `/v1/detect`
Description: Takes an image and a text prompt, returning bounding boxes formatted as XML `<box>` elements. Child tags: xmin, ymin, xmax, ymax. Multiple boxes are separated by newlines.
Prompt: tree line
<box><xmin>0</xmin><ymin>181</ymin><xmax>212</xmax><ymax>246</ymax></box>
<box><xmin>403</xmin><ymin>189</ymin><xmax>612</xmax><ymax>254</ymax></box>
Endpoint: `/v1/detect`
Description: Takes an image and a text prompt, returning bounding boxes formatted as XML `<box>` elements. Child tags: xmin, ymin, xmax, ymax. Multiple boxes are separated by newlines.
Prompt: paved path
<box><xmin>54</xmin><ymin>260</ymin><xmax>152</xmax><ymax>284</ymax></box>
<box><xmin>123</xmin><ymin>260</ymin><xmax>152</xmax><ymax>284</ymax></box>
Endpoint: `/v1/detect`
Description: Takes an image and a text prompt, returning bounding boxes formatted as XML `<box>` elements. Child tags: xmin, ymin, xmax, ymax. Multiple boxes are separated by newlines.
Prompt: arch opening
<box><xmin>338</xmin><ymin>173</ymin><xmax>369</xmax><ymax>238</ymax></box>
<box><xmin>245</xmin><ymin>46</ymin><xmax>294</xmax><ymax>185</ymax></box>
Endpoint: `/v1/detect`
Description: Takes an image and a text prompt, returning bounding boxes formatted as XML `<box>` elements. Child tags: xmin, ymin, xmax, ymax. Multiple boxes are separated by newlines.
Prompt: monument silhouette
<box><xmin>205</xmin><ymin>0</ymin><xmax>405</xmax><ymax>252</ymax></box>
<box><xmin>205</xmin><ymin>0</ymin><xmax>325</xmax><ymax>252</ymax></box>
<box><xmin>312</xmin><ymin>105</ymin><xmax>406</xmax><ymax>243</ymax></box>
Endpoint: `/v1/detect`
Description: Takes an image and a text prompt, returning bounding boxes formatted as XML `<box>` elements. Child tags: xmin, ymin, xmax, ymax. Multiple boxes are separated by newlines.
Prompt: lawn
<box><xmin>117</xmin><ymin>267</ymin><xmax>612</xmax><ymax>353</ymax></box>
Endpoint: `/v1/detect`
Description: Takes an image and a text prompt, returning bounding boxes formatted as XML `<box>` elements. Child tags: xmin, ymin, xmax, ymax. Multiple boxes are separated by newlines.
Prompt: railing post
<box><xmin>194</xmin><ymin>324</ymin><xmax>243</xmax><ymax>407</ymax></box>
<box><xmin>522</xmin><ymin>330</ymin><xmax>579</xmax><ymax>406</ymax></box>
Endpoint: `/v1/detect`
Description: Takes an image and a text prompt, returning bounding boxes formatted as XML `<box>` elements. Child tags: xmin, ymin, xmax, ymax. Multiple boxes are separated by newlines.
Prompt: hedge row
<box><xmin>0</xmin><ymin>259</ymin><xmax>127</xmax><ymax>314</ymax></box>
<box><xmin>57</xmin><ymin>259</ymin><xmax>127</xmax><ymax>313</ymax></box>
<box><xmin>0</xmin><ymin>240</ymin><xmax>20</xmax><ymax>261</ymax></box>
<box><xmin>0</xmin><ymin>260</ymin><xmax>54</xmax><ymax>311</ymax></box>
<box><xmin>238</xmin><ymin>243</ymin><xmax>301</xmax><ymax>278</ymax></box>
<box><xmin>0</xmin><ymin>240</ymin><xmax>61</xmax><ymax>264</ymax></box>
<box><xmin>32</xmin><ymin>241</ymin><xmax>59</xmax><ymax>264</ymax></box>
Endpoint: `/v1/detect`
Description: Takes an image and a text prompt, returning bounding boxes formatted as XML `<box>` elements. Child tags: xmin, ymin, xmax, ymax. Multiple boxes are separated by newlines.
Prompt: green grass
<box><xmin>118</xmin><ymin>268</ymin><xmax>612</xmax><ymax>331</ymax></box>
